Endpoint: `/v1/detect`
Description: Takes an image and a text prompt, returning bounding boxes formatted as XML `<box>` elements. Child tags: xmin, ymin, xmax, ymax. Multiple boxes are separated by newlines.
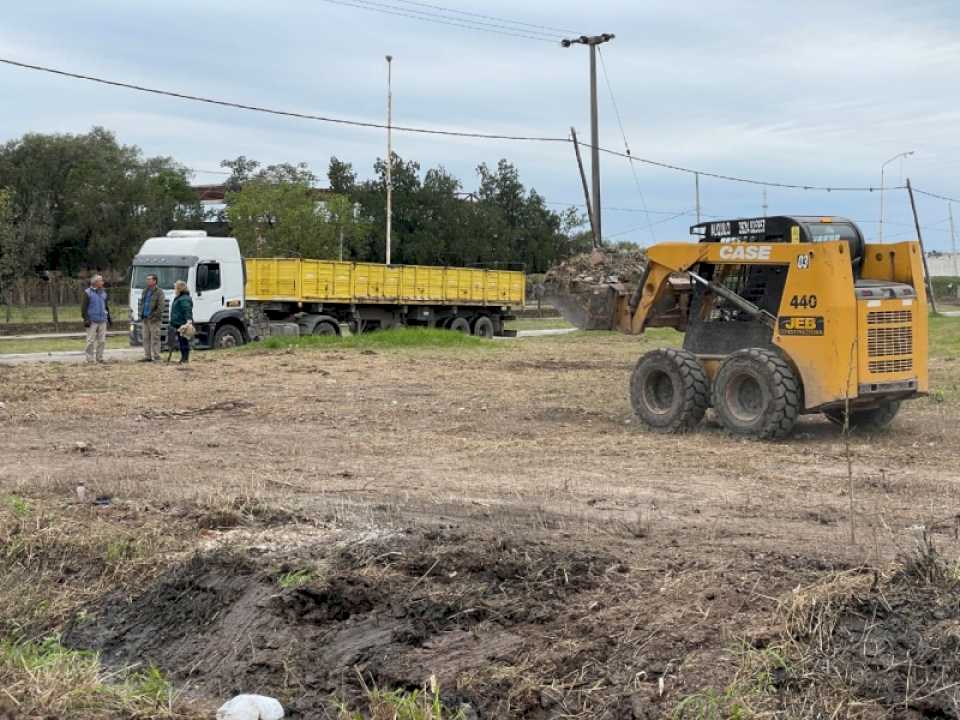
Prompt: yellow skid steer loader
<box><xmin>551</xmin><ymin>216</ymin><xmax>928</xmax><ymax>439</ymax></box>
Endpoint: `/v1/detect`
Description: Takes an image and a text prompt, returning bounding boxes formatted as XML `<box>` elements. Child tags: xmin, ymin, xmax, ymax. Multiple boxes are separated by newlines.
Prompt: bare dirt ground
<box><xmin>2</xmin><ymin>329</ymin><xmax>959</xmax><ymax>718</ymax></box>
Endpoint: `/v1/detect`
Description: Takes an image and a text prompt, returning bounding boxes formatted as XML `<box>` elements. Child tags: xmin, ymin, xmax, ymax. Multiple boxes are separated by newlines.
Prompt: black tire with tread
<box><xmin>472</xmin><ymin>316</ymin><xmax>495</xmax><ymax>338</ymax></box>
<box><xmin>312</xmin><ymin>321</ymin><xmax>339</xmax><ymax>337</ymax></box>
<box><xmin>712</xmin><ymin>348</ymin><xmax>801</xmax><ymax>440</ymax></box>
<box><xmin>823</xmin><ymin>400</ymin><xmax>900</xmax><ymax>431</ymax></box>
<box><xmin>212</xmin><ymin>324</ymin><xmax>244</xmax><ymax>349</ymax></box>
<box><xmin>449</xmin><ymin>317</ymin><xmax>471</xmax><ymax>334</ymax></box>
<box><xmin>630</xmin><ymin>348</ymin><xmax>709</xmax><ymax>432</ymax></box>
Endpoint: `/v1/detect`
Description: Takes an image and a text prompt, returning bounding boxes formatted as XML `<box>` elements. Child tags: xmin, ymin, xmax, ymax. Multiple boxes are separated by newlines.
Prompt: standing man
<box><xmin>140</xmin><ymin>273</ymin><xmax>164</xmax><ymax>362</ymax></box>
<box><xmin>81</xmin><ymin>275</ymin><xmax>110</xmax><ymax>364</ymax></box>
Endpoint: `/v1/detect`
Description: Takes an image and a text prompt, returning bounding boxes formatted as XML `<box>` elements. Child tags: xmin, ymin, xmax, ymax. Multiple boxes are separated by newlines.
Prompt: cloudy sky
<box><xmin>2</xmin><ymin>0</ymin><xmax>958</xmax><ymax>250</ymax></box>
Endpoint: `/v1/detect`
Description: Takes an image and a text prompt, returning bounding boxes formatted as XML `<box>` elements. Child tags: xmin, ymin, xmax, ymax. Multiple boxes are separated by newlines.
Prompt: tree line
<box><xmin>0</xmin><ymin>127</ymin><xmax>591</xmax><ymax>304</ymax></box>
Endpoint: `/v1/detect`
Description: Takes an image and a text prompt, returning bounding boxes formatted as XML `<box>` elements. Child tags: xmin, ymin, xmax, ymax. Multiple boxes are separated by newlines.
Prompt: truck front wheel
<box><xmin>213</xmin><ymin>324</ymin><xmax>244</xmax><ymax>349</ymax></box>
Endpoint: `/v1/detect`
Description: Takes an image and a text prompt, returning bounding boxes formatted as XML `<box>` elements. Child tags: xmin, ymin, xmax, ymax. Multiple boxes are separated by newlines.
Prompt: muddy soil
<box><xmin>65</xmin><ymin>526</ymin><xmax>832</xmax><ymax>718</ymax></box>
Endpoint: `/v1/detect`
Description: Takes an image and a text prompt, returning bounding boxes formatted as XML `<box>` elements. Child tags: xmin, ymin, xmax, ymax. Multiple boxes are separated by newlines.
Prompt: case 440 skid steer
<box><xmin>556</xmin><ymin>216</ymin><xmax>928</xmax><ymax>439</ymax></box>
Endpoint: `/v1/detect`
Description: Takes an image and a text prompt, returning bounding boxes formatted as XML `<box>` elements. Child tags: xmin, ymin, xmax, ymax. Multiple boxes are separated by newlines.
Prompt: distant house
<box><xmin>192</xmin><ymin>184</ymin><xmax>335</xmax><ymax>234</ymax></box>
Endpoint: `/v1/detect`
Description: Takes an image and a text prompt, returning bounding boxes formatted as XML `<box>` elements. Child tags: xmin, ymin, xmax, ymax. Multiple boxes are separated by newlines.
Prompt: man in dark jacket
<box><xmin>80</xmin><ymin>275</ymin><xmax>110</xmax><ymax>364</ymax></box>
<box><xmin>140</xmin><ymin>274</ymin><xmax>164</xmax><ymax>362</ymax></box>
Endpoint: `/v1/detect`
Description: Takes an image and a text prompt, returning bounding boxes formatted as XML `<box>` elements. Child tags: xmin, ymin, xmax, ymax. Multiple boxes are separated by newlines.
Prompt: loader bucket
<box><xmin>542</xmin><ymin>280</ymin><xmax>622</xmax><ymax>331</ymax></box>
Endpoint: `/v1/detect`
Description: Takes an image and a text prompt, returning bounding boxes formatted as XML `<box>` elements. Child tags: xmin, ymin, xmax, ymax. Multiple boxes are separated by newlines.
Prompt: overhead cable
<box><xmin>3</xmin><ymin>56</ymin><xmax>949</xmax><ymax>197</ymax></box>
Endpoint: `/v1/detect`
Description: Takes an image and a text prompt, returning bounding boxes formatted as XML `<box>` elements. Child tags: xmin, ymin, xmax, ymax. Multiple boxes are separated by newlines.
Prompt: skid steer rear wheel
<box><xmin>823</xmin><ymin>400</ymin><xmax>900</xmax><ymax>431</ymax></box>
<box><xmin>630</xmin><ymin>348</ymin><xmax>709</xmax><ymax>432</ymax></box>
<box><xmin>712</xmin><ymin>348</ymin><xmax>801</xmax><ymax>440</ymax></box>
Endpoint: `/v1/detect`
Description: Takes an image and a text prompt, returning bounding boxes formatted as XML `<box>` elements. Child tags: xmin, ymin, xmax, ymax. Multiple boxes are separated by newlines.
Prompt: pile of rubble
<box><xmin>544</xmin><ymin>248</ymin><xmax>647</xmax><ymax>288</ymax></box>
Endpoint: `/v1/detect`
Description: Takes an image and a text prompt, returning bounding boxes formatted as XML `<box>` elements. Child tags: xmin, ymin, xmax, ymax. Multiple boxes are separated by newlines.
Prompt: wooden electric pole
<box><xmin>562</xmin><ymin>33</ymin><xmax>614</xmax><ymax>247</ymax></box>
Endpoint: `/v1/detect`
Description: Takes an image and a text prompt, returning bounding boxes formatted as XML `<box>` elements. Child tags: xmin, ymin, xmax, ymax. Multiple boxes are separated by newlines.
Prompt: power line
<box><xmin>914</xmin><ymin>187</ymin><xmax>960</xmax><ymax>204</ymax></box>
<box><xmin>544</xmin><ymin>200</ymin><xmax>691</xmax><ymax>215</ymax></box>
<box><xmin>388</xmin><ymin>0</ymin><xmax>577</xmax><ymax>34</ymax></box>
<box><xmin>597</xmin><ymin>47</ymin><xmax>656</xmax><ymax>244</ymax></box>
<box><xmin>316</xmin><ymin>0</ymin><xmax>558</xmax><ymax>42</ymax></box>
<box><xmin>0</xmin><ymin>56</ymin><xmax>568</xmax><ymax>143</ymax></box>
<box><xmin>605</xmin><ymin>210</ymin><xmax>695</xmax><ymax>241</ymax></box>
<box><xmin>586</xmin><ymin>141</ymin><xmax>904</xmax><ymax>192</ymax></box>
<box><xmin>3</xmin><ymin>55</ymin><xmax>950</xmax><ymax>198</ymax></box>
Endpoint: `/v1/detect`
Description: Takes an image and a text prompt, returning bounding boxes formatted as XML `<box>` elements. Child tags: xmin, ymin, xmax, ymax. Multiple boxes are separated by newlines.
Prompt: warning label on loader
<box><xmin>778</xmin><ymin>316</ymin><xmax>824</xmax><ymax>336</ymax></box>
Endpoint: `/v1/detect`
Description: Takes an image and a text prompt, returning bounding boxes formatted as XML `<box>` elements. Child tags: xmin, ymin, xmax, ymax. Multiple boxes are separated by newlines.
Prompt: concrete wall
<box><xmin>927</xmin><ymin>254</ymin><xmax>960</xmax><ymax>277</ymax></box>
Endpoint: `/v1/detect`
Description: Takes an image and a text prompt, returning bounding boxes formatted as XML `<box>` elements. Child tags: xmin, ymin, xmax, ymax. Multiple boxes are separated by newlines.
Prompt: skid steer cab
<box><xmin>620</xmin><ymin>216</ymin><xmax>927</xmax><ymax>439</ymax></box>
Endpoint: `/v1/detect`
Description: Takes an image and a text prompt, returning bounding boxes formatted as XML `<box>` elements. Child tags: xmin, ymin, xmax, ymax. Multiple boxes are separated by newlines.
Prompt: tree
<box><xmin>0</xmin><ymin>127</ymin><xmax>202</xmax><ymax>275</ymax></box>
<box><xmin>225</xmin><ymin>173</ymin><xmax>332</xmax><ymax>258</ymax></box>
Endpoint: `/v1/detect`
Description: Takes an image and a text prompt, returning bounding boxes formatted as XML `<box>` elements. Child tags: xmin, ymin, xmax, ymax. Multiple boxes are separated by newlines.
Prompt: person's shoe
<box><xmin>138</xmin><ymin>358</ymin><xmax>152</xmax><ymax>363</ymax></box>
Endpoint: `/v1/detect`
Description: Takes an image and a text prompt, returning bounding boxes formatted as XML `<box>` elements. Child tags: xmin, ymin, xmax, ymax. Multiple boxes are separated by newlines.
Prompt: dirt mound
<box><xmin>780</xmin><ymin>536</ymin><xmax>960</xmax><ymax>717</ymax></box>
<box><xmin>63</xmin><ymin>530</ymin><xmax>630</xmax><ymax>717</ymax></box>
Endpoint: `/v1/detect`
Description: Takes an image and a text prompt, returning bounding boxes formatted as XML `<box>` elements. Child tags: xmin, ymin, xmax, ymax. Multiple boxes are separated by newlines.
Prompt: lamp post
<box><xmin>879</xmin><ymin>150</ymin><xmax>914</xmax><ymax>243</ymax></box>
<box><xmin>385</xmin><ymin>54</ymin><xmax>393</xmax><ymax>265</ymax></box>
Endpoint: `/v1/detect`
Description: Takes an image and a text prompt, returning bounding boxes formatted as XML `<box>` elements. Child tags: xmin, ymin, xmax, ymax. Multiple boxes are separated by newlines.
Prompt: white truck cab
<box><xmin>129</xmin><ymin>231</ymin><xmax>248</xmax><ymax>349</ymax></box>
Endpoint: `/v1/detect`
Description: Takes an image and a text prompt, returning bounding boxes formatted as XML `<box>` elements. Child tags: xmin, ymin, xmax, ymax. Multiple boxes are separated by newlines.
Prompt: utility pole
<box><xmin>562</xmin><ymin>33</ymin><xmax>614</xmax><ymax>247</ymax></box>
<box><xmin>906</xmin><ymin>178</ymin><xmax>939</xmax><ymax>314</ymax></box>
<box><xmin>694</xmin><ymin>173</ymin><xmax>701</xmax><ymax>224</ymax></box>
<box><xmin>570</xmin><ymin>127</ymin><xmax>597</xmax><ymax>247</ymax></box>
<box><xmin>762</xmin><ymin>188</ymin><xmax>768</xmax><ymax>217</ymax></box>
<box><xmin>950</xmin><ymin>204</ymin><xmax>959</xmax><ymax>299</ymax></box>
<box><xmin>385</xmin><ymin>54</ymin><xmax>393</xmax><ymax>265</ymax></box>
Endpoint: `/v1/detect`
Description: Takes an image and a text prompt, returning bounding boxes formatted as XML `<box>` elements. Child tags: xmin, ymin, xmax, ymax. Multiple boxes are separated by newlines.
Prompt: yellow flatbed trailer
<box><xmin>244</xmin><ymin>258</ymin><xmax>525</xmax><ymax>337</ymax></box>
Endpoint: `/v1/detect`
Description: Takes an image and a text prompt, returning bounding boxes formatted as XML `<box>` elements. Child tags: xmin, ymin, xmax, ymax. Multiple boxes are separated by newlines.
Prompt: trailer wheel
<box><xmin>472</xmin><ymin>316</ymin><xmax>495</xmax><ymax>338</ymax></box>
<box><xmin>823</xmin><ymin>401</ymin><xmax>900</xmax><ymax>431</ymax></box>
<box><xmin>449</xmin><ymin>317</ymin><xmax>471</xmax><ymax>334</ymax></box>
<box><xmin>712</xmin><ymin>348</ymin><xmax>801</xmax><ymax>440</ymax></box>
<box><xmin>312</xmin><ymin>321</ymin><xmax>339</xmax><ymax>337</ymax></box>
<box><xmin>630</xmin><ymin>348</ymin><xmax>709</xmax><ymax>432</ymax></box>
<box><xmin>213</xmin><ymin>324</ymin><xmax>244</xmax><ymax>349</ymax></box>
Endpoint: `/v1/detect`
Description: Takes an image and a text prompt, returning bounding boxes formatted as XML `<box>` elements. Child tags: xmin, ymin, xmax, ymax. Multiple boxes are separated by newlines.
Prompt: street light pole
<box><xmin>385</xmin><ymin>54</ymin><xmax>393</xmax><ymax>265</ymax></box>
<box><xmin>562</xmin><ymin>33</ymin><xmax>614</xmax><ymax>248</ymax></box>
<box><xmin>879</xmin><ymin>150</ymin><xmax>914</xmax><ymax>243</ymax></box>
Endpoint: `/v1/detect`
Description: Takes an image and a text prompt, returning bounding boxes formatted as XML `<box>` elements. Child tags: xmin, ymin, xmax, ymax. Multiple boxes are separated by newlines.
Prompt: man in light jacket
<box><xmin>81</xmin><ymin>275</ymin><xmax>110</xmax><ymax>364</ymax></box>
<box><xmin>139</xmin><ymin>274</ymin><xmax>164</xmax><ymax>362</ymax></box>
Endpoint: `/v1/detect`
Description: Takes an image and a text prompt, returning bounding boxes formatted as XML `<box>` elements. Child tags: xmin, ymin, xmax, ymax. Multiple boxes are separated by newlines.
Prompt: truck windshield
<box><xmin>131</xmin><ymin>266</ymin><xmax>189</xmax><ymax>290</ymax></box>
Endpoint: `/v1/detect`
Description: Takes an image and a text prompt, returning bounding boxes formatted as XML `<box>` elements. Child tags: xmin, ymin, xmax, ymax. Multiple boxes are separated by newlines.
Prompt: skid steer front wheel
<box><xmin>713</xmin><ymin>348</ymin><xmax>801</xmax><ymax>440</ymax></box>
<box><xmin>630</xmin><ymin>348</ymin><xmax>709</xmax><ymax>432</ymax></box>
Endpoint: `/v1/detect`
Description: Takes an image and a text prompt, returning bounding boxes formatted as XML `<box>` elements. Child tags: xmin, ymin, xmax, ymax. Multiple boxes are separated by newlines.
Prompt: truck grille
<box><xmin>866</xmin><ymin>309</ymin><xmax>913</xmax><ymax>374</ymax></box>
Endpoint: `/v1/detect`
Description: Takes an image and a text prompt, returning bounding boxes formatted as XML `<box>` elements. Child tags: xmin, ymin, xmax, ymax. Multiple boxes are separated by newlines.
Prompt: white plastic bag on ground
<box><xmin>215</xmin><ymin>694</ymin><xmax>284</xmax><ymax>720</ymax></box>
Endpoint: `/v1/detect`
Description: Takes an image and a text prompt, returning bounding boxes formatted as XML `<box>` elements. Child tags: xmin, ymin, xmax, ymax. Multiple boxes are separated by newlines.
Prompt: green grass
<box><xmin>0</xmin><ymin>335</ymin><xmax>129</xmax><ymax>355</ymax></box>
<box><xmin>0</xmin><ymin>305</ymin><xmax>83</xmax><ymax>324</ymax></box>
<box><xmin>5</xmin><ymin>495</ymin><xmax>30</xmax><ymax>518</ymax></box>
<box><xmin>930</xmin><ymin>313</ymin><xmax>960</xmax><ymax>358</ymax></box>
<box><xmin>250</xmin><ymin>327</ymin><xmax>490</xmax><ymax>352</ymax></box>
<box><xmin>278</xmin><ymin>569</ymin><xmax>315</xmax><ymax>589</ymax></box>
<box><xmin>0</xmin><ymin>635</ymin><xmax>184</xmax><ymax>717</ymax></box>
<box><xmin>338</xmin><ymin>676</ymin><xmax>466</xmax><ymax>720</ymax></box>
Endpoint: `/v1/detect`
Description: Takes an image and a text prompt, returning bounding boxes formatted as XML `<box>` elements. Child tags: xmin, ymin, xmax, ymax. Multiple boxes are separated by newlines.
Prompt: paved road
<box><xmin>0</xmin><ymin>328</ymin><xmax>578</xmax><ymax>365</ymax></box>
<box><xmin>0</xmin><ymin>348</ymin><xmax>143</xmax><ymax>366</ymax></box>
<box><xmin>0</xmin><ymin>331</ymin><xmax>125</xmax><ymax>341</ymax></box>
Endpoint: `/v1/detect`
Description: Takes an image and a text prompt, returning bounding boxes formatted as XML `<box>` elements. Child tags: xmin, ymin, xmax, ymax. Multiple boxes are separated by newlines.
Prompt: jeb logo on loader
<box><xmin>778</xmin><ymin>316</ymin><xmax>824</xmax><ymax>336</ymax></box>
